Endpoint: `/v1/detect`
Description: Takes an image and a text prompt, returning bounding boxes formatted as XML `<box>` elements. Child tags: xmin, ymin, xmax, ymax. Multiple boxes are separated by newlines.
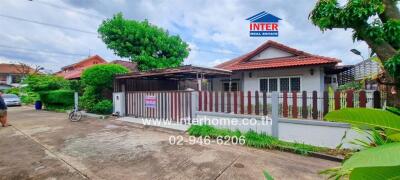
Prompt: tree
<box><xmin>11</xmin><ymin>62</ymin><xmax>43</xmax><ymax>75</ymax></box>
<box><xmin>310</xmin><ymin>0</ymin><xmax>400</xmax><ymax>106</ymax></box>
<box><xmin>80</xmin><ymin>64</ymin><xmax>128</xmax><ymax>113</ymax></box>
<box><xmin>98</xmin><ymin>13</ymin><xmax>190</xmax><ymax>71</ymax></box>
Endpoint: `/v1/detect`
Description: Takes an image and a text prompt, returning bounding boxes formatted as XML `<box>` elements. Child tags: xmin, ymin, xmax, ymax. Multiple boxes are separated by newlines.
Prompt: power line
<box><xmin>0</xmin><ymin>14</ymin><xmax>97</xmax><ymax>35</ymax></box>
<box><xmin>0</xmin><ymin>44</ymin><xmax>87</xmax><ymax>57</ymax></box>
<box><xmin>0</xmin><ymin>48</ymin><xmax>87</xmax><ymax>58</ymax></box>
<box><xmin>29</xmin><ymin>0</ymin><xmax>105</xmax><ymax>19</ymax></box>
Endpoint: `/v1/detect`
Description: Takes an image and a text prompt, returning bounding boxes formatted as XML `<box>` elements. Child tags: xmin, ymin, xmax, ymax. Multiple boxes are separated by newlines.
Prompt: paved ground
<box><xmin>0</xmin><ymin>106</ymin><xmax>339</xmax><ymax>180</ymax></box>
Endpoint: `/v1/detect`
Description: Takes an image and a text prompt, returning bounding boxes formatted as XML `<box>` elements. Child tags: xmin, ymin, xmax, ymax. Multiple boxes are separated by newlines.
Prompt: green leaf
<box><xmin>263</xmin><ymin>170</ymin><xmax>274</xmax><ymax>180</ymax></box>
<box><xmin>350</xmin><ymin>166</ymin><xmax>400</xmax><ymax>180</ymax></box>
<box><xmin>325</xmin><ymin>108</ymin><xmax>400</xmax><ymax>131</ymax></box>
<box><xmin>343</xmin><ymin>143</ymin><xmax>400</xmax><ymax>170</ymax></box>
<box><xmin>388</xmin><ymin>133</ymin><xmax>400</xmax><ymax>142</ymax></box>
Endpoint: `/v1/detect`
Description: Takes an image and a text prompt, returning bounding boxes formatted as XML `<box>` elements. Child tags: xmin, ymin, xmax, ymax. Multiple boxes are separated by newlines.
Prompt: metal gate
<box><xmin>125</xmin><ymin>91</ymin><xmax>193</xmax><ymax>121</ymax></box>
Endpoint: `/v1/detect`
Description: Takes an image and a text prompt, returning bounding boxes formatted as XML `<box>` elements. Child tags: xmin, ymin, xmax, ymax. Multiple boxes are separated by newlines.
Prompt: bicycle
<box><xmin>69</xmin><ymin>107</ymin><xmax>82</xmax><ymax>122</ymax></box>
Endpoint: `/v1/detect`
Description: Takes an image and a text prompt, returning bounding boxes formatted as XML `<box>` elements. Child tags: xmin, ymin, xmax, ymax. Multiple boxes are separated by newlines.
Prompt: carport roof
<box><xmin>115</xmin><ymin>65</ymin><xmax>232</xmax><ymax>80</ymax></box>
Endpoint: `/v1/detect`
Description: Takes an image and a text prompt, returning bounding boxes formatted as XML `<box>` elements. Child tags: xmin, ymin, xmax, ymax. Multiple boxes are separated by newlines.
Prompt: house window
<box><xmin>290</xmin><ymin>77</ymin><xmax>300</xmax><ymax>92</ymax></box>
<box><xmin>268</xmin><ymin>78</ymin><xmax>278</xmax><ymax>92</ymax></box>
<box><xmin>260</xmin><ymin>79</ymin><xmax>268</xmax><ymax>92</ymax></box>
<box><xmin>223</xmin><ymin>82</ymin><xmax>238</xmax><ymax>91</ymax></box>
<box><xmin>280</xmin><ymin>78</ymin><xmax>289</xmax><ymax>92</ymax></box>
<box><xmin>260</xmin><ymin>77</ymin><xmax>300</xmax><ymax>92</ymax></box>
<box><xmin>0</xmin><ymin>75</ymin><xmax>6</xmax><ymax>81</ymax></box>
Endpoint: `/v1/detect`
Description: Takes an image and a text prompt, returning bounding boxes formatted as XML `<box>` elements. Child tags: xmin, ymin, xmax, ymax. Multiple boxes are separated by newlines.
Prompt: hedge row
<box><xmin>39</xmin><ymin>89</ymin><xmax>74</xmax><ymax>109</ymax></box>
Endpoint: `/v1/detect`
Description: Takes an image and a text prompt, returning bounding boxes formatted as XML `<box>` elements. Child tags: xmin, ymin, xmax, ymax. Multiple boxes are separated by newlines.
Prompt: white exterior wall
<box><xmin>195</xmin><ymin>112</ymin><xmax>364</xmax><ymax>149</ymax></box>
<box><xmin>242</xmin><ymin>66</ymin><xmax>325</xmax><ymax>93</ymax></box>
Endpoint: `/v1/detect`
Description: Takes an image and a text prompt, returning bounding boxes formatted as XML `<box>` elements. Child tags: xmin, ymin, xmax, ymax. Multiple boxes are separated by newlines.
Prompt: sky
<box><xmin>0</xmin><ymin>0</ymin><xmax>371</xmax><ymax>72</ymax></box>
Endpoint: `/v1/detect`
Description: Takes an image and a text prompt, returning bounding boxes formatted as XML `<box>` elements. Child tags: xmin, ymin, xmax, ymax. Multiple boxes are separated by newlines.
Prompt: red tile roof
<box><xmin>215</xmin><ymin>40</ymin><xmax>340</xmax><ymax>71</ymax></box>
<box><xmin>0</xmin><ymin>64</ymin><xmax>37</xmax><ymax>74</ymax></box>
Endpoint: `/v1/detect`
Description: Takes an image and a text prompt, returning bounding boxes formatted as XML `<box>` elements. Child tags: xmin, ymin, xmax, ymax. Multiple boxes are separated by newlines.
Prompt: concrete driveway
<box><xmin>0</xmin><ymin>106</ymin><xmax>339</xmax><ymax>180</ymax></box>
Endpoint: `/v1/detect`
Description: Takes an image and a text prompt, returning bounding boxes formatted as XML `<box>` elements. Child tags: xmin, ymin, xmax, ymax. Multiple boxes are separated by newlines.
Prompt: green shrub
<box><xmin>4</xmin><ymin>87</ymin><xmax>20</xmax><ymax>96</ymax></box>
<box><xmin>39</xmin><ymin>89</ymin><xmax>74</xmax><ymax>110</ymax></box>
<box><xmin>23</xmin><ymin>74</ymin><xmax>69</xmax><ymax>92</ymax></box>
<box><xmin>81</xmin><ymin>64</ymin><xmax>128</xmax><ymax>90</ymax></box>
<box><xmin>20</xmin><ymin>91</ymin><xmax>39</xmax><ymax>104</ymax></box>
<box><xmin>90</xmin><ymin>100</ymin><xmax>113</xmax><ymax>115</ymax></box>
<box><xmin>244</xmin><ymin>130</ymin><xmax>279</xmax><ymax>149</ymax></box>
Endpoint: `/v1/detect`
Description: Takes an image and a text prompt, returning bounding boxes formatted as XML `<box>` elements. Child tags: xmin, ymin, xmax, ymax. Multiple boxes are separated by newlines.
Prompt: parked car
<box><xmin>3</xmin><ymin>94</ymin><xmax>21</xmax><ymax>106</ymax></box>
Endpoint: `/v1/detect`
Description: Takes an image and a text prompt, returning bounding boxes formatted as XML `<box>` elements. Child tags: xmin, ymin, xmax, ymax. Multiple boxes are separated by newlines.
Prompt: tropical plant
<box><xmin>23</xmin><ymin>74</ymin><xmax>69</xmax><ymax>92</ymax></box>
<box><xmin>323</xmin><ymin>108</ymin><xmax>400</xmax><ymax>179</ymax></box>
<box><xmin>98</xmin><ymin>13</ymin><xmax>189</xmax><ymax>71</ymax></box>
<box><xmin>338</xmin><ymin>82</ymin><xmax>363</xmax><ymax>91</ymax></box>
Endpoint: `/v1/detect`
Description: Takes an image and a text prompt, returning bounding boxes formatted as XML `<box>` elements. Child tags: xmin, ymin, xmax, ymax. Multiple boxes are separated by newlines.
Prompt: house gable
<box><xmin>249</xmin><ymin>47</ymin><xmax>294</xmax><ymax>60</ymax></box>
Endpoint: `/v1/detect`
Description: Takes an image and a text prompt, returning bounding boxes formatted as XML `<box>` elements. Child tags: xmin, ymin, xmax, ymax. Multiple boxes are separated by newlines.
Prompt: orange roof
<box><xmin>57</xmin><ymin>55</ymin><xmax>107</xmax><ymax>79</ymax></box>
<box><xmin>0</xmin><ymin>63</ymin><xmax>37</xmax><ymax>74</ymax></box>
<box><xmin>215</xmin><ymin>40</ymin><xmax>340</xmax><ymax>71</ymax></box>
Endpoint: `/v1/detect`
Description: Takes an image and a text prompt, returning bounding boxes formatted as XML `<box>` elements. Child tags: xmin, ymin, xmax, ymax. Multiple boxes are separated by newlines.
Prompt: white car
<box><xmin>3</xmin><ymin>94</ymin><xmax>21</xmax><ymax>106</ymax></box>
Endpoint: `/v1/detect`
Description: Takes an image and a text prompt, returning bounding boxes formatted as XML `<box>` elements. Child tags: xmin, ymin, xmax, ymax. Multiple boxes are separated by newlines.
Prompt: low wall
<box><xmin>195</xmin><ymin>111</ymin><xmax>363</xmax><ymax>149</ymax></box>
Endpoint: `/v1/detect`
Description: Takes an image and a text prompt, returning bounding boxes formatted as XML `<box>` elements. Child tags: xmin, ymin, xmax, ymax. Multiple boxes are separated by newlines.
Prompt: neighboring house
<box><xmin>0</xmin><ymin>63</ymin><xmax>36</xmax><ymax>90</ymax></box>
<box><xmin>337</xmin><ymin>57</ymin><xmax>382</xmax><ymax>90</ymax></box>
<box><xmin>213</xmin><ymin>40</ymin><xmax>341</xmax><ymax>94</ymax></box>
<box><xmin>56</xmin><ymin>55</ymin><xmax>107</xmax><ymax>80</ymax></box>
<box><xmin>110</xmin><ymin>60</ymin><xmax>138</xmax><ymax>72</ymax></box>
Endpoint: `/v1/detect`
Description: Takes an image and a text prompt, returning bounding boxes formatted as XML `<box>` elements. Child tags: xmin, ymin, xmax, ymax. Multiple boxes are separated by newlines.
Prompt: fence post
<box><xmin>292</xmin><ymin>92</ymin><xmax>298</xmax><ymax>118</ymax></box>
<box><xmin>263</xmin><ymin>91</ymin><xmax>267</xmax><ymax>115</ymax></box>
<box><xmin>282</xmin><ymin>91</ymin><xmax>288</xmax><ymax>117</ymax></box>
<box><xmin>312</xmin><ymin>91</ymin><xmax>318</xmax><ymax>119</ymax></box>
<box><xmin>204</xmin><ymin>91</ymin><xmax>208</xmax><ymax>111</ymax></box>
<box><xmin>359</xmin><ymin>90</ymin><xmax>367</xmax><ymax>108</ymax></box>
<box><xmin>255</xmin><ymin>91</ymin><xmax>260</xmax><ymax>115</ymax></box>
<box><xmin>240</xmin><ymin>91</ymin><xmax>244</xmax><ymax>114</ymax></box>
<box><xmin>302</xmin><ymin>91</ymin><xmax>307</xmax><ymax>119</ymax></box>
<box><xmin>233</xmin><ymin>91</ymin><xmax>238</xmax><ymax>114</ymax></box>
<box><xmin>191</xmin><ymin>91</ymin><xmax>197</xmax><ymax>120</ymax></box>
<box><xmin>373</xmin><ymin>91</ymin><xmax>381</xmax><ymax>108</ymax></box>
<box><xmin>209</xmin><ymin>91</ymin><xmax>213</xmax><ymax>112</ymax></box>
<box><xmin>214</xmin><ymin>91</ymin><xmax>219</xmax><ymax>112</ymax></box>
<box><xmin>198</xmin><ymin>91</ymin><xmax>202</xmax><ymax>111</ymax></box>
<box><xmin>247</xmin><ymin>91</ymin><xmax>252</xmax><ymax>114</ymax></box>
<box><xmin>221</xmin><ymin>92</ymin><xmax>225</xmax><ymax>113</ymax></box>
<box><xmin>227</xmin><ymin>91</ymin><xmax>231</xmax><ymax>113</ymax></box>
<box><xmin>323</xmin><ymin>91</ymin><xmax>329</xmax><ymax>116</ymax></box>
<box><xmin>334</xmin><ymin>90</ymin><xmax>341</xmax><ymax>110</ymax></box>
<box><xmin>346</xmin><ymin>90</ymin><xmax>354</xmax><ymax>108</ymax></box>
<box><xmin>271</xmin><ymin>91</ymin><xmax>279</xmax><ymax>138</ymax></box>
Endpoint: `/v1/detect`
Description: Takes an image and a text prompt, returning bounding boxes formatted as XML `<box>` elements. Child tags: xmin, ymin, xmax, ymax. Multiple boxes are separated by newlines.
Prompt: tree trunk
<box><xmin>379</xmin><ymin>0</ymin><xmax>400</xmax><ymax>23</ymax></box>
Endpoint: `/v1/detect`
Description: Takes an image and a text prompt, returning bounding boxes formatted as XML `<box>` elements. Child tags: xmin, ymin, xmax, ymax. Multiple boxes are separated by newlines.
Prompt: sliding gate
<box><xmin>125</xmin><ymin>91</ymin><xmax>194</xmax><ymax>121</ymax></box>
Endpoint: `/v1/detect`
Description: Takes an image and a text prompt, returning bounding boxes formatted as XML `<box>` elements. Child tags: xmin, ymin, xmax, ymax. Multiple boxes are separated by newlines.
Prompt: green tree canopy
<box><xmin>310</xmin><ymin>0</ymin><xmax>400</xmax><ymax>106</ymax></box>
<box><xmin>98</xmin><ymin>13</ymin><xmax>190</xmax><ymax>71</ymax></box>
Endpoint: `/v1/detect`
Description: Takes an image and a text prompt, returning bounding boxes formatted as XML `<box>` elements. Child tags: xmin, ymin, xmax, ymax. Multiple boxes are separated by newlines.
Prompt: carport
<box><xmin>113</xmin><ymin>65</ymin><xmax>232</xmax><ymax>92</ymax></box>
<box><xmin>112</xmin><ymin>65</ymin><xmax>231</xmax><ymax>119</ymax></box>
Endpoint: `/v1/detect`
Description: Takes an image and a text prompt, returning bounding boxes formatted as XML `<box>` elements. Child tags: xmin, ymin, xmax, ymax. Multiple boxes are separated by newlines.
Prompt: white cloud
<box><xmin>0</xmin><ymin>0</ymin><xmax>371</xmax><ymax>72</ymax></box>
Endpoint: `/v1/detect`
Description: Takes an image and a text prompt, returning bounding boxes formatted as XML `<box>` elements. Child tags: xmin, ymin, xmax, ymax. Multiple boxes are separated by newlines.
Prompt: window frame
<box><xmin>223</xmin><ymin>82</ymin><xmax>239</xmax><ymax>91</ymax></box>
<box><xmin>259</xmin><ymin>76</ymin><xmax>302</xmax><ymax>92</ymax></box>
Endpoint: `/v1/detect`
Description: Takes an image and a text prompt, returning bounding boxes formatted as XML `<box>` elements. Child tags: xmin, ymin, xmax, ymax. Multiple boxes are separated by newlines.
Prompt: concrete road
<box><xmin>0</xmin><ymin>106</ymin><xmax>339</xmax><ymax>180</ymax></box>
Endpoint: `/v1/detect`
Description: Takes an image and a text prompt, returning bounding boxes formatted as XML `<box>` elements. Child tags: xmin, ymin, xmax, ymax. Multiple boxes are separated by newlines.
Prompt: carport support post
<box><xmin>74</xmin><ymin>92</ymin><xmax>78</xmax><ymax>111</ymax></box>
<box><xmin>271</xmin><ymin>91</ymin><xmax>279</xmax><ymax>138</ymax></box>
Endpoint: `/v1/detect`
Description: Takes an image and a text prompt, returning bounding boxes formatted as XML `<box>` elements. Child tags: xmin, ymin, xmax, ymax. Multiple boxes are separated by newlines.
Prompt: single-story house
<box><xmin>0</xmin><ymin>63</ymin><xmax>37</xmax><ymax>90</ymax></box>
<box><xmin>212</xmin><ymin>40</ymin><xmax>341</xmax><ymax>94</ymax></box>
